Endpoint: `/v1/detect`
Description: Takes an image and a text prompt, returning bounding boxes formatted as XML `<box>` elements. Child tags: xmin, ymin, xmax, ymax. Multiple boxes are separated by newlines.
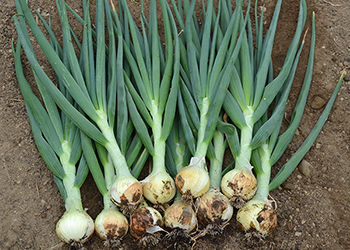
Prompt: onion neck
<box><xmin>103</xmin><ymin>155</ymin><xmax>117</xmax><ymax>209</ymax></box>
<box><xmin>151</xmin><ymin>102</ymin><xmax>166</xmax><ymax>173</ymax></box>
<box><xmin>209</xmin><ymin>130</ymin><xmax>225</xmax><ymax>188</ymax></box>
<box><xmin>95</xmin><ymin>110</ymin><xmax>130</xmax><ymax>177</ymax></box>
<box><xmin>235</xmin><ymin>106</ymin><xmax>254</xmax><ymax>171</ymax></box>
<box><xmin>60</xmin><ymin>141</ymin><xmax>83</xmax><ymax>212</ymax></box>
<box><xmin>195</xmin><ymin>97</ymin><xmax>210</xmax><ymax>159</ymax></box>
<box><xmin>253</xmin><ymin>142</ymin><xmax>272</xmax><ymax>201</ymax></box>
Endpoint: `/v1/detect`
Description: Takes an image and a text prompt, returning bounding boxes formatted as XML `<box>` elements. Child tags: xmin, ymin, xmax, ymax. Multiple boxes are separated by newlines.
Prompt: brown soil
<box><xmin>1</xmin><ymin>0</ymin><xmax>349</xmax><ymax>249</ymax></box>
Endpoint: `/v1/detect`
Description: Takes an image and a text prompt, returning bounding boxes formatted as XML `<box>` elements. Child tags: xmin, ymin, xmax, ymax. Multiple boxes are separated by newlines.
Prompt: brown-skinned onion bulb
<box><xmin>175</xmin><ymin>157</ymin><xmax>210</xmax><ymax>202</ymax></box>
<box><xmin>142</xmin><ymin>170</ymin><xmax>176</xmax><ymax>204</ymax></box>
<box><xmin>196</xmin><ymin>187</ymin><xmax>233</xmax><ymax>234</ymax></box>
<box><xmin>221</xmin><ymin>169</ymin><xmax>258</xmax><ymax>208</ymax></box>
<box><xmin>110</xmin><ymin>175</ymin><xmax>143</xmax><ymax>214</ymax></box>
<box><xmin>94</xmin><ymin>207</ymin><xmax>128</xmax><ymax>242</ymax></box>
<box><xmin>163</xmin><ymin>200</ymin><xmax>197</xmax><ymax>232</ymax></box>
<box><xmin>236</xmin><ymin>199</ymin><xmax>277</xmax><ymax>237</ymax></box>
<box><xmin>56</xmin><ymin>209</ymin><xmax>94</xmax><ymax>245</ymax></box>
<box><xmin>130</xmin><ymin>205</ymin><xmax>164</xmax><ymax>246</ymax></box>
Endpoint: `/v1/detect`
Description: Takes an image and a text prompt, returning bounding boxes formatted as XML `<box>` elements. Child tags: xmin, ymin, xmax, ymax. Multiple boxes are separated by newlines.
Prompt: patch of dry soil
<box><xmin>1</xmin><ymin>0</ymin><xmax>349</xmax><ymax>249</ymax></box>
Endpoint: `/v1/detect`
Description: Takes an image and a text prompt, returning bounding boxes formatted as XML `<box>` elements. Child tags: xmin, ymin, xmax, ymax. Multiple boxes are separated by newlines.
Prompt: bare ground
<box><xmin>1</xmin><ymin>0</ymin><xmax>350</xmax><ymax>249</ymax></box>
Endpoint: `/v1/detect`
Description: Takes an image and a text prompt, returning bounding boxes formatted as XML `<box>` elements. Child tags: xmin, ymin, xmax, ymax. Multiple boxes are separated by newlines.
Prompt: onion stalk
<box><xmin>13</xmin><ymin>0</ymin><xmax>143</xmax><ymax>213</ymax></box>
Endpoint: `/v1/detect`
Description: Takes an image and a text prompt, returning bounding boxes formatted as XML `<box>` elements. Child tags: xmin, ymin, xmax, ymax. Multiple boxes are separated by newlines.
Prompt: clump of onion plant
<box><xmin>220</xmin><ymin>0</ymin><xmax>308</xmax><ymax>210</ymax></box>
<box><xmin>173</xmin><ymin>0</ymin><xmax>244</xmax><ymax>203</ymax></box>
<box><xmin>12</xmin><ymin>24</ymin><xmax>94</xmax><ymax>248</ymax></box>
<box><xmin>14</xmin><ymin>0</ymin><xmax>144</xmax><ymax>216</ymax></box>
<box><xmin>233</xmin><ymin>6</ymin><xmax>344</xmax><ymax>237</ymax></box>
<box><xmin>118</xmin><ymin>0</ymin><xmax>179</xmax><ymax>205</ymax></box>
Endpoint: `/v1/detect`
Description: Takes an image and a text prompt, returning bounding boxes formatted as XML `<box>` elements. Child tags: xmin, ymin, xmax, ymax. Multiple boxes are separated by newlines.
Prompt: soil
<box><xmin>1</xmin><ymin>0</ymin><xmax>349</xmax><ymax>249</ymax></box>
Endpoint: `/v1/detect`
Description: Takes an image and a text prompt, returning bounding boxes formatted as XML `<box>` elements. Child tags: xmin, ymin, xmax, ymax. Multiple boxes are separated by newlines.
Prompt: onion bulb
<box><xmin>142</xmin><ymin>170</ymin><xmax>176</xmax><ymax>204</ymax></box>
<box><xmin>56</xmin><ymin>209</ymin><xmax>94</xmax><ymax>245</ymax></box>
<box><xmin>163</xmin><ymin>200</ymin><xmax>197</xmax><ymax>232</ymax></box>
<box><xmin>175</xmin><ymin>157</ymin><xmax>210</xmax><ymax>201</ymax></box>
<box><xmin>94</xmin><ymin>207</ymin><xmax>128</xmax><ymax>242</ymax></box>
<box><xmin>110</xmin><ymin>175</ymin><xmax>143</xmax><ymax>213</ymax></box>
<box><xmin>221</xmin><ymin>169</ymin><xmax>258</xmax><ymax>208</ymax></box>
<box><xmin>196</xmin><ymin>188</ymin><xmax>233</xmax><ymax>234</ymax></box>
<box><xmin>130</xmin><ymin>205</ymin><xmax>164</xmax><ymax>246</ymax></box>
<box><xmin>236</xmin><ymin>199</ymin><xmax>277</xmax><ymax>237</ymax></box>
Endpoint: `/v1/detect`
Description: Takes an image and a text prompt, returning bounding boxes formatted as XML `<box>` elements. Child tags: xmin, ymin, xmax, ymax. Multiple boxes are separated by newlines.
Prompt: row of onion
<box><xmin>12</xmin><ymin>0</ymin><xmax>344</xmax><ymax>248</ymax></box>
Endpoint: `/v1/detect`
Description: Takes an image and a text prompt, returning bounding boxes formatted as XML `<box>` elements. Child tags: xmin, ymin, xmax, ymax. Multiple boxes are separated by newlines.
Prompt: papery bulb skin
<box><xmin>130</xmin><ymin>206</ymin><xmax>164</xmax><ymax>246</ymax></box>
<box><xmin>164</xmin><ymin>200</ymin><xmax>197</xmax><ymax>232</ymax></box>
<box><xmin>142</xmin><ymin>170</ymin><xmax>176</xmax><ymax>204</ymax></box>
<box><xmin>110</xmin><ymin>175</ymin><xmax>143</xmax><ymax>213</ymax></box>
<box><xmin>94</xmin><ymin>207</ymin><xmax>128</xmax><ymax>241</ymax></box>
<box><xmin>175</xmin><ymin>157</ymin><xmax>210</xmax><ymax>201</ymax></box>
<box><xmin>196</xmin><ymin>188</ymin><xmax>233</xmax><ymax>234</ymax></box>
<box><xmin>236</xmin><ymin>199</ymin><xmax>277</xmax><ymax>237</ymax></box>
<box><xmin>221</xmin><ymin>169</ymin><xmax>257</xmax><ymax>208</ymax></box>
<box><xmin>56</xmin><ymin>209</ymin><xmax>94</xmax><ymax>244</ymax></box>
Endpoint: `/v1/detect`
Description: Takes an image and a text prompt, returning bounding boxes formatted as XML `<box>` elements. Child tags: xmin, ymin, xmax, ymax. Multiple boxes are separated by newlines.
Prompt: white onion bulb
<box><xmin>56</xmin><ymin>209</ymin><xmax>94</xmax><ymax>244</ymax></box>
<box><xmin>236</xmin><ymin>199</ymin><xmax>277</xmax><ymax>237</ymax></box>
<box><xmin>110</xmin><ymin>175</ymin><xmax>143</xmax><ymax>213</ymax></box>
<box><xmin>221</xmin><ymin>169</ymin><xmax>257</xmax><ymax>207</ymax></box>
<box><xmin>196</xmin><ymin>188</ymin><xmax>233</xmax><ymax>232</ymax></box>
<box><xmin>94</xmin><ymin>207</ymin><xmax>128</xmax><ymax>240</ymax></box>
<box><xmin>175</xmin><ymin>157</ymin><xmax>210</xmax><ymax>201</ymax></box>
<box><xmin>142</xmin><ymin>170</ymin><xmax>176</xmax><ymax>204</ymax></box>
<box><xmin>164</xmin><ymin>200</ymin><xmax>197</xmax><ymax>232</ymax></box>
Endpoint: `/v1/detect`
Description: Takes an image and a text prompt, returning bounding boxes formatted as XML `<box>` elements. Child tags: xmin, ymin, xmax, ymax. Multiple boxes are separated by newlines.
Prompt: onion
<box><xmin>221</xmin><ymin>169</ymin><xmax>257</xmax><ymax>208</ymax></box>
<box><xmin>94</xmin><ymin>207</ymin><xmax>128</xmax><ymax>243</ymax></box>
<box><xmin>196</xmin><ymin>188</ymin><xmax>233</xmax><ymax>234</ymax></box>
<box><xmin>56</xmin><ymin>209</ymin><xmax>94</xmax><ymax>245</ymax></box>
<box><xmin>236</xmin><ymin>199</ymin><xmax>277</xmax><ymax>237</ymax></box>
<box><xmin>142</xmin><ymin>170</ymin><xmax>176</xmax><ymax>204</ymax></box>
<box><xmin>164</xmin><ymin>200</ymin><xmax>197</xmax><ymax>232</ymax></box>
<box><xmin>175</xmin><ymin>157</ymin><xmax>210</xmax><ymax>201</ymax></box>
<box><xmin>130</xmin><ymin>205</ymin><xmax>164</xmax><ymax>246</ymax></box>
<box><xmin>110</xmin><ymin>175</ymin><xmax>143</xmax><ymax>214</ymax></box>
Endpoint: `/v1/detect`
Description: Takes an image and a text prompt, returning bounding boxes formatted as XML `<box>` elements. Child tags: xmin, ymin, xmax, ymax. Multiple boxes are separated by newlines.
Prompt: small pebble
<box><xmin>344</xmin><ymin>76</ymin><xmax>350</xmax><ymax>82</ymax></box>
<box><xmin>299</xmin><ymin>159</ymin><xmax>312</xmax><ymax>177</ymax></box>
<box><xmin>274</xmin><ymin>236</ymin><xmax>281</xmax><ymax>243</ymax></box>
<box><xmin>295</xmin><ymin>232</ymin><xmax>302</xmax><ymax>237</ymax></box>
<box><xmin>311</xmin><ymin>95</ymin><xmax>327</xmax><ymax>110</ymax></box>
<box><xmin>282</xmin><ymin>182</ymin><xmax>296</xmax><ymax>190</ymax></box>
<box><xmin>316</xmin><ymin>142</ymin><xmax>322</xmax><ymax>149</ymax></box>
<box><xmin>310</xmin><ymin>176</ymin><xmax>317</xmax><ymax>184</ymax></box>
